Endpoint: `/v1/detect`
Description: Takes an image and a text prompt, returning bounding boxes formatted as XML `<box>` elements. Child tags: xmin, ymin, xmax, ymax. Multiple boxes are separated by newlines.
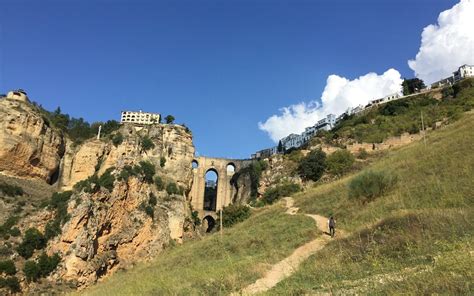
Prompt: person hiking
<box><xmin>328</xmin><ymin>216</ymin><xmax>336</xmax><ymax>238</ymax></box>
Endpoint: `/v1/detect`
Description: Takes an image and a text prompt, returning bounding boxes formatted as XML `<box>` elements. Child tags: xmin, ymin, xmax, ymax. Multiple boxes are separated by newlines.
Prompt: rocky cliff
<box><xmin>0</xmin><ymin>95</ymin><xmax>198</xmax><ymax>290</ymax></box>
<box><xmin>0</xmin><ymin>96</ymin><xmax>65</xmax><ymax>184</ymax></box>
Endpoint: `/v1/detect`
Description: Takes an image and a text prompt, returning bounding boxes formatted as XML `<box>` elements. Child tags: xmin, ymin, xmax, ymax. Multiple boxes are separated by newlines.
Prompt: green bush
<box><xmin>139</xmin><ymin>161</ymin><xmax>155</xmax><ymax>183</ymax></box>
<box><xmin>23</xmin><ymin>253</ymin><xmax>60</xmax><ymax>282</ymax></box>
<box><xmin>160</xmin><ymin>156</ymin><xmax>166</xmax><ymax>168</ymax></box>
<box><xmin>218</xmin><ymin>204</ymin><xmax>251</xmax><ymax>228</ymax></box>
<box><xmin>44</xmin><ymin>191</ymin><xmax>73</xmax><ymax>240</ymax></box>
<box><xmin>98</xmin><ymin>167</ymin><xmax>115</xmax><ymax>191</ymax></box>
<box><xmin>154</xmin><ymin>176</ymin><xmax>165</xmax><ymax>191</ymax></box>
<box><xmin>112</xmin><ymin>132</ymin><xmax>124</xmax><ymax>147</ymax></box>
<box><xmin>23</xmin><ymin>260</ymin><xmax>40</xmax><ymax>282</ymax></box>
<box><xmin>141</xmin><ymin>137</ymin><xmax>155</xmax><ymax>151</ymax></box>
<box><xmin>17</xmin><ymin>228</ymin><xmax>46</xmax><ymax>259</ymax></box>
<box><xmin>0</xmin><ymin>276</ymin><xmax>21</xmax><ymax>293</ymax></box>
<box><xmin>326</xmin><ymin>149</ymin><xmax>355</xmax><ymax>176</ymax></box>
<box><xmin>73</xmin><ymin>174</ymin><xmax>99</xmax><ymax>193</ymax></box>
<box><xmin>0</xmin><ymin>260</ymin><xmax>16</xmax><ymax>275</ymax></box>
<box><xmin>262</xmin><ymin>183</ymin><xmax>301</xmax><ymax>205</ymax></box>
<box><xmin>9</xmin><ymin>227</ymin><xmax>20</xmax><ymax>237</ymax></box>
<box><xmin>357</xmin><ymin>148</ymin><xmax>369</xmax><ymax>159</ymax></box>
<box><xmin>0</xmin><ymin>216</ymin><xmax>19</xmax><ymax>238</ymax></box>
<box><xmin>298</xmin><ymin>149</ymin><xmax>326</xmax><ymax>181</ymax></box>
<box><xmin>191</xmin><ymin>210</ymin><xmax>201</xmax><ymax>226</ymax></box>
<box><xmin>348</xmin><ymin>170</ymin><xmax>398</xmax><ymax>203</ymax></box>
<box><xmin>0</xmin><ymin>182</ymin><xmax>24</xmax><ymax>197</ymax></box>
<box><xmin>166</xmin><ymin>182</ymin><xmax>179</xmax><ymax>195</ymax></box>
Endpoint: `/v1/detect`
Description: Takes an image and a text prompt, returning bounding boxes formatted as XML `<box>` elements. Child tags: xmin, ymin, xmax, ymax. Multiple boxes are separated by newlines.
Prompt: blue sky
<box><xmin>0</xmin><ymin>0</ymin><xmax>461</xmax><ymax>158</ymax></box>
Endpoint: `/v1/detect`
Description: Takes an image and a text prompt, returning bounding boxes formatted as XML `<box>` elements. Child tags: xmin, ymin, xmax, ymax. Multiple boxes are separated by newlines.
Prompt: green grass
<box><xmin>80</xmin><ymin>205</ymin><xmax>318</xmax><ymax>295</ymax></box>
<box><xmin>264</xmin><ymin>111</ymin><xmax>474</xmax><ymax>295</ymax></box>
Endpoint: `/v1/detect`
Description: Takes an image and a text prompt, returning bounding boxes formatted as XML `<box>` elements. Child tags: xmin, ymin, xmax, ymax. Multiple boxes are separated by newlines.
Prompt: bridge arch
<box><xmin>189</xmin><ymin>157</ymin><xmax>253</xmax><ymax>220</ymax></box>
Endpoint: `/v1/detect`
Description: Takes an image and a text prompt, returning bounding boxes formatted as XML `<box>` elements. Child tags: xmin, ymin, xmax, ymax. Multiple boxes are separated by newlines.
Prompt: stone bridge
<box><xmin>189</xmin><ymin>156</ymin><xmax>253</xmax><ymax>228</ymax></box>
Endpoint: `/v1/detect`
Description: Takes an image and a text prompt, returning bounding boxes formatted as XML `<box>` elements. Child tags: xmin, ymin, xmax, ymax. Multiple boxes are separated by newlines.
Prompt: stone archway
<box><xmin>189</xmin><ymin>157</ymin><xmax>253</xmax><ymax>219</ymax></box>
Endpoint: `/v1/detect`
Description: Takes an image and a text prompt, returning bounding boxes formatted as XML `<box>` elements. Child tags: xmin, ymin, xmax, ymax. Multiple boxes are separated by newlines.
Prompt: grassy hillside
<box><xmin>321</xmin><ymin>78</ymin><xmax>474</xmax><ymax>144</ymax></box>
<box><xmin>267</xmin><ymin>111</ymin><xmax>474</xmax><ymax>294</ymax></box>
<box><xmin>80</xmin><ymin>206</ymin><xmax>318</xmax><ymax>295</ymax></box>
<box><xmin>80</xmin><ymin>111</ymin><xmax>473</xmax><ymax>295</ymax></box>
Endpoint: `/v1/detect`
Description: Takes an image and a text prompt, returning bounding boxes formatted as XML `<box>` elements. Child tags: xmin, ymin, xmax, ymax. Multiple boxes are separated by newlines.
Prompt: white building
<box><xmin>368</xmin><ymin>92</ymin><xmax>401</xmax><ymax>106</ymax></box>
<box><xmin>314</xmin><ymin>113</ymin><xmax>336</xmax><ymax>131</ymax></box>
<box><xmin>281</xmin><ymin>133</ymin><xmax>305</xmax><ymax>150</ymax></box>
<box><xmin>453</xmin><ymin>64</ymin><xmax>474</xmax><ymax>82</ymax></box>
<box><xmin>431</xmin><ymin>64</ymin><xmax>474</xmax><ymax>88</ymax></box>
<box><xmin>120</xmin><ymin>110</ymin><xmax>161</xmax><ymax>125</ymax></box>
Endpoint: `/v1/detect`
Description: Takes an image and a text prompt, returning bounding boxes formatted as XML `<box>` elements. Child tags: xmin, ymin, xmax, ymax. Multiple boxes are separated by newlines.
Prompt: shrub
<box><xmin>98</xmin><ymin>168</ymin><xmax>115</xmax><ymax>192</ymax></box>
<box><xmin>348</xmin><ymin>170</ymin><xmax>398</xmax><ymax>203</ymax></box>
<box><xmin>191</xmin><ymin>210</ymin><xmax>201</xmax><ymax>226</ymax></box>
<box><xmin>326</xmin><ymin>149</ymin><xmax>355</xmax><ymax>176</ymax></box>
<box><xmin>23</xmin><ymin>253</ymin><xmax>60</xmax><ymax>282</ymax></box>
<box><xmin>9</xmin><ymin>227</ymin><xmax>20</xmax><ymax>237</ymax></box>
<box><xmin>0</xmin><ymin>276</ymin><xmax>21</xmax><ymax>293</ymax></box>
<box><xmin>298</xmin><ymin>149</ymin><xmax>327</xmax><ymax>181</ymax></box>
<box><xmin>160</xmin><ymin>156</ymin><xmax>166</xmax><ymax>168</ymax></box>
<box><xmin>0</xmin><ymin>260</ymin><xmax>16</xmax><ymax>275</ymax></box>
<box><xmin>144</xmin><ymin>205</ymin><xmax>154</xmax><ymax>219</ymax></box>
<box><xmin>357</xmin><ymin>148</ymin><xmax>369</xmax><ymax>159</ymax></box>
<box><xmin>0</xmin><ymin>182</ymin><xmax>24</xmax><ymax>197</ymax></box>
<box><xmin>166</xmin><ymin>182</ymin><xmax>179</xmax><ymax>195</ymax></box>
<box><xmin>141</xmin><ymin>137</ymin><xmax>155</xmax><ymax>151</ymax></box>
<box><xmin>17</xmin><ymin>228</ymin><xmax>46</xmax><ymax>259</ymax></box>
<box><xmin>218</xmin><ymin>204</ymin><xmax>251</xmax><ymax>228</ymax></box>
<box><xmin>262</xmin><ymin>183</ymin><xmax>301</xmax><ymax>205</ymax></box>
<box><xmin>154</xmin><ymin>176</ymin><xmax>165</xmax><ymax>191</ymax></box>
<box><xmin>0</xmin><ymin>216</ymin><xmax>19</xmax><ymax>238</ymax></box>
<box><xmin>73</xmin><ymin>174</ymin><xmax>99</xmax><ymax>193</ymax></box>
<box><xmin>139</xmin><ymin>161</ymin><xmax>156</xmax><ymax>183</ymax></box>
<box><xmin>112</xmin><ymin>132</ymin><xmax>124</xmax><ymax>147</ymax></box>
<box><xmin>23</xmin><ymin>260</ymin><xmax>40</xmax><ymax>282</ymax></box>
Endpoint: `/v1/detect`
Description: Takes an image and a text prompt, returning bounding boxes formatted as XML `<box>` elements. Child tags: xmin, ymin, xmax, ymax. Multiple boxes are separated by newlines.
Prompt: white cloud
<box><xmin>258</xmin><ymin>69</ymin><xmax>403</xmax><ymax>142</ymax></box>
<box><xmin>408</xmin><ymin>0</ymin><xmax>474</xmax><ymax>84</ymax></box>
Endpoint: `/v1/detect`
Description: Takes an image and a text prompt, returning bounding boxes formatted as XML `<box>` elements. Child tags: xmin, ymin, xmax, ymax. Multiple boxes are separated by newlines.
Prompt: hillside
<box><xmin>80</xmin><ymin>109</ymin><xmax>473</xmax><ymax>294</ymax></box>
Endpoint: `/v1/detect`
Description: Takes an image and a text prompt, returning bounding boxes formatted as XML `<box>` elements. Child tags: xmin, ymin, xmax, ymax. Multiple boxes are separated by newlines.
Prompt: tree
<box><xmin>165</xmin><ymin>115</ymin><xmax>175</xmax><ymax>124</ymax></box>
<box><xmin>326</xmin><ymin>149</ymin><xmax>355</xmax><ymax>176</ymax></box>
<box><xmin>402</xmin><ymin>78</ymin><xmax>426</xmax><ymax>95</ymax></box>
<box><xmin>298</xmin><ymin>149</ymin><xmax>327</xmax><ymax>181</ymax></box>
<box><xmin>277</xmin><ymin>140</ymin><xmax>284</xmax><ymax>153</ymax></box>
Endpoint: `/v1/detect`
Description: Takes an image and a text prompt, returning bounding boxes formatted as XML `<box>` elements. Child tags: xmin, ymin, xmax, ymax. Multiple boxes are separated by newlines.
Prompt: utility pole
<box><xmin>97</xmin><ymin>125</ymin><xmax>102</xmax><ymax>140</ymax></box>
<box><xmin>421</xmin><ymin>111</ymin><xmax>426</xmax><ymax>147</ymax></box>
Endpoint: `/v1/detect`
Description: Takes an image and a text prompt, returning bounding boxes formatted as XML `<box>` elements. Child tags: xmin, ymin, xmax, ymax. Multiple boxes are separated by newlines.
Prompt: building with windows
<box><xmin>120</xmin><ymin>110</ymin><xmax>161</xmax><ymax>125</ymax></box>
<box><xmin>431</xmin><ymin>64</ymin><xmax>474</xmax><ymax>88</ymax></box>
<box><xmin>453</xmin><ymin>64</ymin><xmax>474</xmax><ymax>82</ymax></box>
<box><xmin>368</xmin><ymin>92</ymin><xmax>401</xmax><ymax>106</ymax></box>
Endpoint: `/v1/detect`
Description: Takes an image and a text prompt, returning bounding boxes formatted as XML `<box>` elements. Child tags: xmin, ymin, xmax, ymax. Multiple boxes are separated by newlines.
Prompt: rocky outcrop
<box><xmin>49</xmin><ymin>177</ymin><xmax>188</xmax><ymax>287</ymax></box>
<box><xmin>0</xmin><ymin>97</ymin><xmax>65</xmax><ymax>184</ymax></box>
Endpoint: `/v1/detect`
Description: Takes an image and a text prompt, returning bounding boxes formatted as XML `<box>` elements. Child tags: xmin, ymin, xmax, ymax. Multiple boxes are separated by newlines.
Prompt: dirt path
<box><xmin>237</xmin><ymin>197</ymin><xmax>344</xmax><ymax>295</ymax></box>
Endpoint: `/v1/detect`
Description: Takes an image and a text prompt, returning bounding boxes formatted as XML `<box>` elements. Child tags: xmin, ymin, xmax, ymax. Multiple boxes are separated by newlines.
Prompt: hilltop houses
<box><xmin>431</xmin><ymin>64</ymin><xmax>474</xmax><ymax>88</ymax></box>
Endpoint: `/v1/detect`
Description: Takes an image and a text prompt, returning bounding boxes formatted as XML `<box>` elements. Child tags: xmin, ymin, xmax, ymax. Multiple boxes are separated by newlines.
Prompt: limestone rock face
<box><xmin>50</xmin><ymin>177</ymin><xmax>188</xmax><ymax>287</ymax></box>
<box><xmin>0</xmin><ymin>97</ymin><xmax>65</xmax><ymax>183</ymax></box>
<box><xmin>48</xmin><ymin>124</ymin><xmax>196</xmax><ymax>287</ymax></box>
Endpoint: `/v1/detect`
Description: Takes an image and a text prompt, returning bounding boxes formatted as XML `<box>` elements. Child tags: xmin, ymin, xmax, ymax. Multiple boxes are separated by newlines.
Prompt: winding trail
<box><xmin>237</xmin><ymin>197</ymin><xmax>345</xmax><ymax>295</ymax></box>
